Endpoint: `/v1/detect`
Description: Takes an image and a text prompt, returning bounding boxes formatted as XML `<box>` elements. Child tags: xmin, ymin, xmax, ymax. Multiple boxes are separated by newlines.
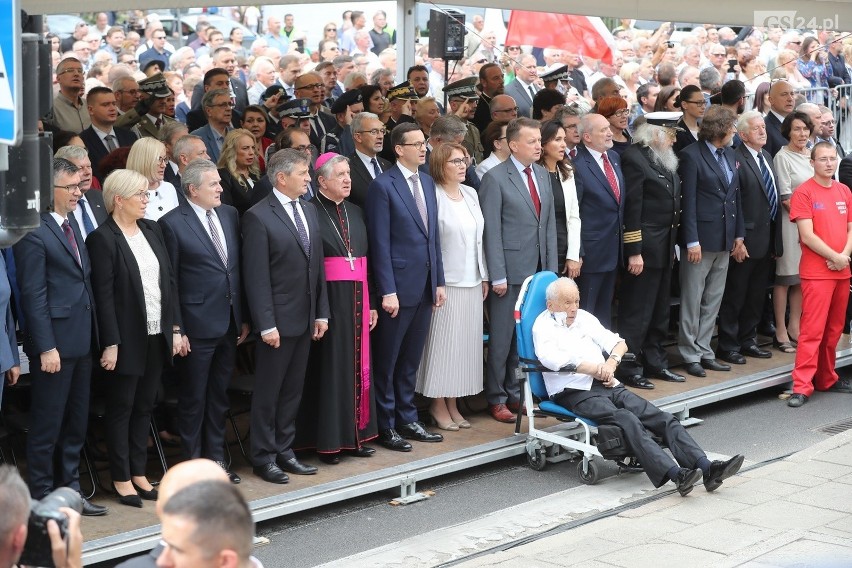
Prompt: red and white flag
<box><xmin>505</xmin><ymin>11</ymin><xmax>614</xmax><ymax>64</ymax></box>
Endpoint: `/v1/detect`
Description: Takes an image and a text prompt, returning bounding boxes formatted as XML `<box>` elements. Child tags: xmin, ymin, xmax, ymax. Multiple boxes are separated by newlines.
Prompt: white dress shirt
<box><xmin>356</xmin><ymin>149</ymin><xmax>381</xmax><ymax>179</ymax></box>
<box><xmin>72</xmin><ymin>195</ymin><xmax>99</xmax><ymax>240</ymax></box>
<box><xmin>187</xmin><ymin>199</ymin><xmax>228</xmax><ymax>259</ymax></box>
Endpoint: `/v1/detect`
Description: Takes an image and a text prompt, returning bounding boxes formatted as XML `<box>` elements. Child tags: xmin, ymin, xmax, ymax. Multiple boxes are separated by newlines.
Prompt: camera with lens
<box><xmin>18</xmin><ymin>488</ymin><xmax>82</xmax><ymax>568</ymax></box>
<box><xmin>665</xmin><ymin>41</ymin><xmax>674</xmax><ymax>48</ymax></box>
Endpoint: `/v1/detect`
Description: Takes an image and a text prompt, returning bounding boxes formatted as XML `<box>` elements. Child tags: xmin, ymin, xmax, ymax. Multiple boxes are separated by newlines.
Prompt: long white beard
<box><xmin>649</xmin><ymin>145</ymin><xmax>679</xmax><ymax>173</ymax></box>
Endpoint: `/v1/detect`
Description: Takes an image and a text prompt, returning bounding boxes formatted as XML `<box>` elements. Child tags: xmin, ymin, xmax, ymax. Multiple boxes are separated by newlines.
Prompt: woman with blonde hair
<box><xmin>619</xmin><ymin>61</ymin><xmax>641</xmax><ymax>105</ymax></box>
<box><xmin>218</xmin><ymin>128</ymin><xmax>262</xmax><ymax>216</ymax></box>
<box><xmin>126</xmin><ymin>138</ymin><xmax>180</xmax><ymax>221</ymax></box>
<box><xmin>87</xmin><ymin>168</ymin><xmax>181</xmax><ymax>508</ymax></box>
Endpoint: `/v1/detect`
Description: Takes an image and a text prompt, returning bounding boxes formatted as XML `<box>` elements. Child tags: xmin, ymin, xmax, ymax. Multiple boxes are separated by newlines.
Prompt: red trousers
<box><xmin>792</xmin><ymin>278</ymin><xmax>850</xmax><ymax>397</ymax></box>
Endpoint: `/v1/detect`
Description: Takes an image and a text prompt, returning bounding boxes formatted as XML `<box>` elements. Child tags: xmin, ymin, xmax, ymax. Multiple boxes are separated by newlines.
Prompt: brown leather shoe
<box><xmin>489</xmin><ymin>403</ymin><xmax>516</xmax><ymax>423</ymax></box>
<box><xmin>505</xmin><ymin>401</ymin><xmax>527</xmax><ymax>414</ymax></box>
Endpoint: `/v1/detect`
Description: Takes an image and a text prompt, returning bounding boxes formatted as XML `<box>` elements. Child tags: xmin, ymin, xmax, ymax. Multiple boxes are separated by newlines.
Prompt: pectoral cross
<box><xmin>346</xmin><ymin>254</ymin><xmax>355</xmax><ymax>270</ymax></box>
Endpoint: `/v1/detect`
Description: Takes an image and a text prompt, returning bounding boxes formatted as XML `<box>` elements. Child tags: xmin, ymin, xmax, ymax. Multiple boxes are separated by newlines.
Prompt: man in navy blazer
<box><xmin>764</xmin><ymin>81</ymin><xmax>796</xmax><ymax>157</ymax></box>
<box><xmin>366</xmin><ymin>122</ymin><xmax>446</xmax><ymax>451</ymax></box>
<box><xmin>242</xmin><ymin>149</ymin><xmax>330</xmax><ymax>484</ymax></box>
<box><xmin>159</xmin><ymin>160</ymin><xmax>247</xmax><ymax>484</ymax></box>
<box><xmin>12</xmin><ymin>158</ymin><xmax>106</xmax><ymax>515</ymax></box>
<box><xmin>190</xmin><ymin>89</ymin><xmax>234</xmax><ymax>163</ymax></box>
<box><xmin>678</xmin><ymin>106</ymin><xmax>745</xmax><ymax>378</ymax></box>
<box><xmin>572</xmin><ymin>113</ymin><xmax>626</xmax><ymax>328</ymax></box>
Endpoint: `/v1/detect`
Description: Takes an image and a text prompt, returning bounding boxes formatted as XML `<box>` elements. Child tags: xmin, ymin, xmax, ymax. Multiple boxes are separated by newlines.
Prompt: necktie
<box><xmin>290</xmin><ymin>201</ymin><xmax>311</xmax><ymax>256</ymax></box>
<box><xmin>569</xmin><ymin>147</ymin><xmax>577</xmax><ymax>160</ymax></box>
<box><xmin>78</xmin><ymin>197</ymin><xmax>95</xmax><ymax>235</ymax></box>
<box><xmin>155</xmin><ymin>117</ymin><xmax>163</xmax><ymax>129</ymax></box>
<box><xmin>528</xmin><ymin>85</ymin><xmax>536</xmax><ymax>101</ymax></box>
<box><xmin>523</xmin><ymin>166</ymin><xmax>541</xmax><ymax>217</ymax></box>
<box><xmin>206</xmin><ymin>210</ymin><xmax>228</xmax><ymax>266</ymax></box>
<box><xmin>715</xmin><ymin>148</ymin><xmax>731</xmax><ymax>184</ymax></box>
<box><xmin>370</xmin><ymin>157</ymin><xmax>382</xmax><ymax>178</ymax></box>
<box><xmin>61</xmin><ymin>219</ymin><xmax>81</xmax><ymax>266</ymax></box>
<box><xmin>757</xmin><ymin>153</ymin><xmax>778</xmax><ymax>221</ymax></box>
<box><xmin>601</xmin><ymin>154</ymin><xmax>621</xmax><ymax>203</ymax></box>
<box><xmin>409</xmin><ymin>173</ymin><xmax>428</xmax><ymax>229</ymax></box>
<box><xmin>104</xmin><ymin>134</ymin><xmax>117</xmax><ymax>152</ymax></box>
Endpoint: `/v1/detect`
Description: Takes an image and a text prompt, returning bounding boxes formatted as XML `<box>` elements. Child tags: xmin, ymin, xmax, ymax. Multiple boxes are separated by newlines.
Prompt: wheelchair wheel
<box><xmin>527</xmin><ymin>448</ymin><xmax>547</xmax><ymax>471</ymax></box>
<box><xmin>577</xmin><ymin>459</ymin><xmax>599</xmax><ymax>485</ymax></box>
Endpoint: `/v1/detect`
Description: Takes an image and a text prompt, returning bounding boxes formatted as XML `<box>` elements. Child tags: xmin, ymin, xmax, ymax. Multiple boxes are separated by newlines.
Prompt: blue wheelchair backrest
<box><xmin>514</xmin><ymin>271</ymin><xmax>559</xmax><ymax>401</ymax></box>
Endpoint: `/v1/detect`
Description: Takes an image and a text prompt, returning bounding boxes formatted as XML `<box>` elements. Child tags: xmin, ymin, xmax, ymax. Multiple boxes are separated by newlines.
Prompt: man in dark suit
<box><xmin>572</xmin><ymin>113</ymin><xmax>626</xmax><ymax>328</ymax></box>
<box><xmin>472</xmin><ymin>63</ymin><xmax>505</xmax><ymax>134</ymax></box>
<box><xmin>161</xmin><ymin>122</ymin><xmax>190</xmax><ymax>189</ymax></box>
<box><xmin>616</xmin><ymin>113</ymin><xmax>684</xmax><ymax>390</ymax></box>
<box><xmin>12</xmin><ymin>158</ymin><xmax>107</xmax><ymax>515</ymax></box>
<box><xmin>186</xmin><ymin>68</ymin><xmax>245</xmax><ymax>132</ymax></box>
<box><xmin>479</xmin><ymin>117</ymin><xmax>558</xmax><ymax>422</ymax></box>
<box><xmin>294</xmin><ymin>71</ymin><xmax>339</xmax><ymax>150</ymax></box>
<box><xmin>678</xmin><ymin>106</ymin><xmax>745</xmax><ymax>378</ymax></box>
<box><xmin>827</xmin><ymin>35</ymin><xmax>851</xmax><ymax>88</ymax></box>
<box><xmin>365</xmin><ymin>122</ymin><xmax>446</xmax><ymax>450</ymax></box>
<box><xmin>764</xmin><ymin>81</ymin><xmax>796</xmax><ymax>156</ymax></box>
<box><xmin>80</xmin><ymin>87</ymin><xmax>137</xmax><ymax>182</ymax></box>
<box><xmin>189</xmin><ymin>49</ymin><xmax>250</xmax><ymax>115</ymax></box>
<box><xmin>54</xmin><ymin>146</ymin><xmax>108</xmax><ymax>240</ymax></box>
<box><xmin>717</xmin><ymin>111</ymin><xmax>782</xmax><ymax>365</ymax></box>
<box><xmin>503</xmin><ymin>54</ymin><xmax>540</xmax><ymax>118</ymax></box>
<box><xmin>242</xmin><ymin>149</ymin><xmax>330</xmax><ymax>484</ymax></box>
<box><xmin>347</xmin><ymin>111</ymin><xmax>390</xmax><ymax>208</ymax></box>
<box><xmin>159</xmin><ymin>160</ymin><xmax>247</xmax><ymax>484</ymax></box>
<box><xmin>190</xmin><ymin>89</ymin><xmax>233</xmax><ymax>163</ymax></box>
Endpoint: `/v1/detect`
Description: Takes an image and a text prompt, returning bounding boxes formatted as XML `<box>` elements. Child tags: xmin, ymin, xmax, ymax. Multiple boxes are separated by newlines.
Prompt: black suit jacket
<box><xmin>86</xmin><ymin>218</ymin><xmax>180</xmax><ymax>374</ymax></box>
<box><xmin>164</xmin><ymin>162</ymin><xmax>181</xmax><ymax>189</ymax></box>
<box><xmin>80</xmin><ymin>126</ymin><xmax>138</xmax><ymax>181</ymax></box>
<box><xmin>308</xmin><ymin>112</ymin><xmax>339</xmax><ymax>150</ymax></box>
<box><xmin>242</xmin><ymin>194</ymin><xmax>329</xmax><ymax>336</ymax></box>
<box><xmin>764</xmin><ymin>111</ymin><xmax>788</xmax><ymax>157</ymax></box>
<box><xmin>828</xmin><ymin>52</ymin><xmax>850</xmax><ymax>88</ymax></box>
<box><xmin>674</xmin><ymin>118</ymin><xmax>698</xmax><ymax>155</ymax></box>
<box><xmin>346</xmin><ymin>152</ymin><xmax>391</xmax><ymax>209</ymax></box>
<box><xmin>158</xmin><ymin>201</ymin><xmax>244</xmax><ymax>339</ymax></box>
<box><xmin>191</xmin><ymin>78</ymin><xmax>250</xmax><ymax>115</ymax></box>
<box><xmin>735</xmin><ymin>144</ymin><xmax>783</xmax><ymax>259</ymax></box>
<box><xmin>13</xmin><ymin>214</ymin><xmax>97</xmax><ymax>359</ymax></box>
<box><xmin>839</xmin><ymin>154</ymin><xmax>852</xmax><ymax>188</ymax></box>
<box><xmin>218</xmin><ymin>169</ymin><xmax>265</xmax><ymax>216</ymax></box>
<box><xmin>82</xmin><ymin>189</ymin><xmax>109</xmax><ymax>226</ymax></box>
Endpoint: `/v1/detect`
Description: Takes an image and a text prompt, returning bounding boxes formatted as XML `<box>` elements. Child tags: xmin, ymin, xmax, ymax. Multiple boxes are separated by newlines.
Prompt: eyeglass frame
<box><xmin>357</xmin><ymin>128</ymin><xmax>387</xmax><ymax>136</ymax></box>
<box><xmin>54</xmin><ymin>183</ymin><xmax>82</xmax><ymax>193</ymax></box>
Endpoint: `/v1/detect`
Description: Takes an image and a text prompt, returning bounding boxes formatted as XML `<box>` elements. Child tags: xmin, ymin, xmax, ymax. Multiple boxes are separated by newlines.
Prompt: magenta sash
<box><xmin>324</xmin><ymin>256</ymin><xmax>371</xmax><ymax>429</ymax></box>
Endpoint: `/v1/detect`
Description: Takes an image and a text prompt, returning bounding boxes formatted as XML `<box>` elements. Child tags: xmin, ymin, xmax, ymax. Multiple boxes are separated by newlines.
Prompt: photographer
<box><xmin>0</xmin><ymin>466</ymin><xmax>82</xmax><ymax>568</ymax></box>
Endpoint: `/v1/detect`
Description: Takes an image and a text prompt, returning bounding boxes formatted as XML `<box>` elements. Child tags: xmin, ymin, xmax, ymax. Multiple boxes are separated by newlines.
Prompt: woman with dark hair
<box><xmin>772</xmin><ymin>111</ymin><xmax>815</xmax><ymax>353</ymax></box>
<box><xmin>752</xmin><ymin>82</ymin><xmax>771</xmax><ymax>114</ymax></box>
<box><xmin>241</xmin><ymin>105</ymin><xmax>273</xmax><ymax>174</ymax></box>
<box><xmin>654</xmin><ymin>86</ymin><xmax>681</xmax><ymax>112</ymax></box>
<box><xmin>674</xmin><ymin>85</ymin><xmax>704</xmax><ymax>154</ymax></box>
<box><xmin>52</xmin><ymin>130</ymin><xmax>85</xmax><ymax>152</ymax></box>
<box><xmin>597</xmin><ymin>96</ymin><xmax>632</xmax><ymax>156</ymax></box>
<box><xmin>537</xmin><ymin>120</ymin><xmax>581</xmax><ymax>277</ymax></box>
<box><xmin>359</xmin><ymin>85</ymin><xmax>389</xmax><ymax>123</ymax></box>
<box><xmin>97</xmin><ymin>147</ymin><xmax>132</xmax><ymax>182</ymax></box>
<box><xmin>797</xmin><ymin>36</ymin><xmax>831</xmax><ymax>104</ymax></box>
<box><xmin>532</xmin><ymin>89</ymin><xmax>566</xmax><ymax>121</ymax></box>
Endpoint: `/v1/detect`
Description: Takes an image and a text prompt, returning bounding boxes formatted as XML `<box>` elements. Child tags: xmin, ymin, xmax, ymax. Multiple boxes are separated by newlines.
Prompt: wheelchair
<box><xmin>513</xmin><ymin>271</ymin><xmax>645</xmax><ymax>484</ymax></box>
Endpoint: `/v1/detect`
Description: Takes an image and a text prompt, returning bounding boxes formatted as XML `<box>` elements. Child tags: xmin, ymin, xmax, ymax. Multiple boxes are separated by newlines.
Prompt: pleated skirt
<box><xmin>415</xmin><ymin>284</ymin><xmax>484</xmax><ymax>398</ymax></box>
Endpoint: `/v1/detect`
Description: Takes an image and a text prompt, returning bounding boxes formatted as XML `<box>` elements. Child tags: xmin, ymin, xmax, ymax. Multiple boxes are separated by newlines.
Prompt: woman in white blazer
<box><xmin>538</xmin><ymin>120</ymin><xmax>582</xmax><ymax>277</ymax></box>
<box><xmin>416</xmin><ymin>143</ymin><xmax>488</xmax><ymax>430</ymax></box>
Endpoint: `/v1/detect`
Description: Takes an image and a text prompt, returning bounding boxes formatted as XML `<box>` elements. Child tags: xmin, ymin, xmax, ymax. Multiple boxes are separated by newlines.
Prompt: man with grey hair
<box><xmin>616</xmin><ymin>114</ymin><xmax>684</xmax><ymax>389</ymax></box>
<box><xmin>159</xmin><ymin>160</ymin><xmax>246</xmax><ymax>483</ymax></box>
<box><xmin>160</xmin><ymin>121</ymin><xmax>190</xmax><ymax>188</ymax></box>
<box><xmin>172</xmin><ymin>135</ymin><xmax>211</xmax><ymax>179</ymax></box>
<box><xmin>698</xmin><ymin>66</ymin><xmax>722</xmax><ymax>104</ymax></box>
<box><xmin>191</xmin><ymin>88</ymin><xmax>233</xmax><ymax>162</ymax></box>
<box><xmin>54</xmin><ymin>145</ymin><xmax>108</xmax><ymax>240</ymax></box>
<box><xmin>423</xmin><ymin>115</ymin><xmax>480</xmax><ymax>189</ymax></box>
<box><xmin>504</xmin><ymin>54</ymin><xmax>540</xmax><ymax>118</ymax></box>
<box><xmin>247</xmin><ymin>56</ymin><xmax>278</xmax><ymax>106</ymax></box>
<box><xmin>716</xmin><ymin>111</ymin><xmax>780</xmax><ymax>364</ymax></box>
<box><xmin>348</xmin><ymin>112</ymin><xmax>391</xmax><ymax>208</ymax></box>
<box><xmin>243</xmin><ymin>149</ymin><xmax>330</xmax><ymax>483</ymax></box>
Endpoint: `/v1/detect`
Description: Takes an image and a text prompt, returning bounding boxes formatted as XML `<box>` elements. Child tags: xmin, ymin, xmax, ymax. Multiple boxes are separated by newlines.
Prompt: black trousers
<box><xmin>177</xmin><ymin>320</ymin><xmax>237</xmax><ymax>462</ymax></box>
<box><xmin>577</xmin><ymin>270</ymin><xmax>616</xmax><ymax>329</ymax></box>
<box><xmin>717</xmin><ymin>254</ymin><xmax>773</xmax><ymax>352</ymax></box>
<box><xmin>554</xmin><ymin>383</ymin><xmax>706</xmax><ymax>487</ymax></box>
<box><xmin>617</xmin><ymin>265</ymin><xmax>672</xmax><ymax>377</ymax></box>
<box><xmin>106</xmin><ymin>334</ymin><xmax>166</xmax><ymax>481</ymax></box>
<box><xmin>27</xmin><ymin>354</ymin><xmax>92</xmax><ymax>498</ymax></box>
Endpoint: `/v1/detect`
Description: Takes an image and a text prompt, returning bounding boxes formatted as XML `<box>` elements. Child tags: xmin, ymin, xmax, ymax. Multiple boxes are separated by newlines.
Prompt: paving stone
<box><xmin>656</xmin><ymin>494</ymin><xmax>751</xmax><ymax>525</ymax></box>
<box><xmin>599</xmin><ymin>542</ymin><xmax>726</xmax><ymax>568</ymax></box>
<box><xmin>711</xmin><ymin>485</ymin><xmax>777</xmax><ymax>506</ymax></box>
<box><xmin>812</xmin><ymin>443</ymin><xmax>852</xmax><ymax>467</ymax></box>
<box><xmin>786</xmin><ymin>482</ymin><xmax>852</xmax><ymax>513</ymax></box>
<box><xmin>658</xmin><ymin>518</ymin><xmax>778</xmax><ymax>554</ymax></box>
<box><xmin>726</xmin><ymin>500</ymin><xmax>846</xmax><ymax>531</ymax></box>
<box><xmin>786</xmin><ymin>459</ymin><xmax>852</xmax><ymax>480</ymax></box>
<box><xmin>733</xmin><ymin>477</ymin><xmax>807</xmax><ymax>497</ymax></box>
<box><xmin>585</xmin><ymin>515</ymin><xmax>691</xmax><ymax>543</ymax></box>
<box><xmin>744</xmin><ymin>537</ymin><xmax>852</xmax><ymax>567</ymax></box>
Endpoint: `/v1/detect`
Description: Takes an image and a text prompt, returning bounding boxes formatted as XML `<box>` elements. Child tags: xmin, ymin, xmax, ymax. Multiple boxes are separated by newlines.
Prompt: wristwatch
<box><xmin>609</xmin><ymin>353</ymin><xmax>622</xmax><ymax>364</ymax></box>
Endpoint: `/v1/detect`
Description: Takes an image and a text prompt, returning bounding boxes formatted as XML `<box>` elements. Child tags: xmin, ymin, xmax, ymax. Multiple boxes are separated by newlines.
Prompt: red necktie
<box><xmin>523</xmin><ymin>166</ymin><xmax>541</xmax><ymax>217</ymax></box>
<box><xmin>602</xmin><ymin>153</ymin><xmax>620</xmax><ymax>203</ymax></box>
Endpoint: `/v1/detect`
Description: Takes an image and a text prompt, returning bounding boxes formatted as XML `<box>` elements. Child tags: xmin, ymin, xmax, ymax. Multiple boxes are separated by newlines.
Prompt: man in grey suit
<box><xmin>480</xmin><ymin>117</ymin><xmax>558</xmax><ymax>422</ymax></box>
<box><xmin>503</xmin><ymin>54</ymin><xmax>540</xmax><ymax>119</ymax></box>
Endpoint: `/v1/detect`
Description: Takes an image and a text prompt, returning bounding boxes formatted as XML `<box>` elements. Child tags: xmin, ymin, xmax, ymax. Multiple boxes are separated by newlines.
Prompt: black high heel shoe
<box><xmin>131</xmin><ymin>482</ymin><xmax>159</xmax><ymax>501</ymax></box>
<box><xmin>112</xmin><ymin>483</ymin><xmax>143</xmax><ymax>508</ymax></box>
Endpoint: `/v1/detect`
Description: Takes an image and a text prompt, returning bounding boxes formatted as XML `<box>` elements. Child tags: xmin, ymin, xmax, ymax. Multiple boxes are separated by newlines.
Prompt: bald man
<box><xmin>765</xmin><ymin>81</ymin><xmax>796</xmax><ymax>156</ymax></box>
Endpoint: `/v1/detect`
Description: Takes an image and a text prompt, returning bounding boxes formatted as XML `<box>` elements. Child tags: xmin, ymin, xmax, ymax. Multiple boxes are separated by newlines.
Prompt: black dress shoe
<box><xmin>701</xmin><ymin>358</ymin><xmax>731</xmax><ymax>371</ymax></box>
<box><xmin>651</xmin><ymin>369</ymin><xmax>686</xmax><ymax>383</ymax></box>
<box><xmin>253</xmin><ymin>462</ymin><xmax>289</xmax><ymax>484</ymax></box>
<box><xmin>704</xmin><ymin>454</ymin><xmax>745</xmax><ymax>492</ymax></box>
<box><xmin>716</xmin><ymin>350</ymin><xmax>746</xmax><ymax>365</ymax></box>
<box><xmin>319</xmin><ymin>453</ymin><xmax>341</xmax><ymax>465</ymax></box>
<box><xmin>397</xmin><ymin>421</ymin><xmax>444</xmax><ymax>442</ymax></box>
<box><xmin>347</xmin><ymin>446</ymin><xmax>376</xmax><ymax>457</ymax></box>
<box><xmin>757</xmin><ymin>322</ymin><xmax>776</xmax><ymax>337</ymax></box>
<box><xmin>276</xmin><ymin>457</ymin><xmax>318</xmax><ymax>475</ymax></box>
<box><xmin>378</xmin><ymin>429</ymin><xmax>412</xmax><ymax>452</ymax></box>
<box><xmin>741</xmin><ymin>345</ymin><xmax>772</xmax><ymax>359</ymax></box>
<box><xmin>788</xmin><ymin>393</ymin><xmax>808</xmax><ymax>407</ymax></box>
<box><xmin>621</xmin><ymin>375</ymin><xmax>655</xmax><ymax>389</ymax></box>
<box><xmin>684</xmin><ymin>362</ymin><xmax>706</xmax><ymax>377</ymax></box>
<box><xmin>215</xmin><ymin>461</ymin><xmax>241</xmax><ymax>484</ymax></box>
<box><xmin>80</xmin><ymin>495</ymin><xmax>109</xmax><ymax>516</ymax></box>
<box><xmin>673</xmin><ymin>467</ymin><xmax>703</xmax><ymax>497</ymax></box>
<box><xmin>131</xmin><ymin>482</ymin><xmax>158</xmax><ymax>501</ymax></box>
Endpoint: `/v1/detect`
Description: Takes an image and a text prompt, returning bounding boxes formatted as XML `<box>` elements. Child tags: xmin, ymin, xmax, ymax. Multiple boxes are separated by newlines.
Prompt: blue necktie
<box><xmin>757</xmin><ymin>152</ymin><xmax>778</xmax><ymax>221</ymax></box>
<box><xmin>291</xmin><ymin>201</ymin><xmax>311</xmax><ymax>257</ymax></box>
<box><xmin>371</xmin><ymin>157</ymin><xmax>382</xmax><ymax>178</ymax></box>
<box><xmin>715</xmin><ymin>148</ymin><xmax>731</xmax><ymax>184</ymax></box>
<box><xmin>78</xmin><ymin>197</ymin><xmax>95</xmax><ymax>235</ymax></box>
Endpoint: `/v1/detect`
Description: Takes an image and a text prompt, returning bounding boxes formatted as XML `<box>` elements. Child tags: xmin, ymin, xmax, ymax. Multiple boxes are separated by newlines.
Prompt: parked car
<box><xmin>45</xmin><ymin>14</ymin><xmax>86</xmax><ymax>39</ymax></box>
<box><xmin>157</xmin><ymin>14</ymin><xmax>257</xmax><ymax>45</ymax></box>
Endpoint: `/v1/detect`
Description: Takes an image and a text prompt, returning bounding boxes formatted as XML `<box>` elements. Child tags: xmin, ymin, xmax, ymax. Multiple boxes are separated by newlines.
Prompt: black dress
<box><xmin>548</xmin><ymin>171</ymin><xmax>568</xmax><ymax>265</ymax></box>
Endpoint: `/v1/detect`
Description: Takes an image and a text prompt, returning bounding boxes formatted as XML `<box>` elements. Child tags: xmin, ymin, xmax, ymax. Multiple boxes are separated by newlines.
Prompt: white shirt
<box><xmin>188</xmin><ymin>199</ymin><xmax>227</xmax><ymax>260</ymax></box>
<box><xmin>144</xmin><ymin>181</ymin><xmax>181</xmax><ymax>221</ymax></box>
<box><xmin>356</xmin><ymin>149</ymin><xmax>382</xmax><ymax>179</ymax></box>
<box><xmin>744</xmin><ymin>144</ymin><xmax>777</xmax><ymax>192</ymax></box>
<box><xmin>532</xmin><ymin>308</ymin><xmax>622</xmax><ymax>396</ymax></box>
<box><xmin>272</xmin><ymin>188</ymin><xmax>310</xmax><ymax>241</ymax></box>
<box><xmin>476</xmin><ymin>153</ymin><xmax>504</xmax><ymax>179</ymax></box>
<box><xmin>73</xmin><ymin>195</ymin><xmax>99</xmax><ymax>240</ymax></box>
<box><xmin>395</xmin><ymin>162</ymin><xmax>427</xmax><ymax>213</ymax></box>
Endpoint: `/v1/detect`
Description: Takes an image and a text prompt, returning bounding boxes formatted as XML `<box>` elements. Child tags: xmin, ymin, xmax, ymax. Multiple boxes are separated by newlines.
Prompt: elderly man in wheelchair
<box><xmin>531</xmin><ymin>276</ymin><xmax>744</xmax><ymax>496</ymax></box>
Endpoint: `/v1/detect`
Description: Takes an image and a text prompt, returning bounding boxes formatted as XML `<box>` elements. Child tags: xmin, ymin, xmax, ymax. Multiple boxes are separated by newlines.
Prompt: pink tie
<box><xmin>602</xmin><ymin>153</ymin><xmax>620</xmax><ymax>203</ymax></box>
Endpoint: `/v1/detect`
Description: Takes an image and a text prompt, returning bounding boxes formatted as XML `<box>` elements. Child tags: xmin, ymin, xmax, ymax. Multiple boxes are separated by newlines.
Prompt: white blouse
<box><xmin>124</xmin><ymin>231</ymin><xmax>162</xmax><ymax>335</ymax></box>
<box><xmin>144</xmin><ymin>181</ymin><xmax>181</xmax><ymax>221</ymax></box>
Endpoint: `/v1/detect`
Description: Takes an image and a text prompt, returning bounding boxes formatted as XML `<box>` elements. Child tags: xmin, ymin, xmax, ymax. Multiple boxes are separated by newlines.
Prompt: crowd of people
<box><xmin>3</xmin><ymin>9</ymin><xmax>852</xmax><ymax>512</ymax></box>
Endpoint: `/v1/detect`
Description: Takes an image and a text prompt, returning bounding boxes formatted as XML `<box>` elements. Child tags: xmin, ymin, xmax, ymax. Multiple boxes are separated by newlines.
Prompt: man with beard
<box><xmin>472</xmin><ymin>63</ymin><xmax>504</xmax><ymax>133</ymax></box>
<box><xmin>716</xmin><ymin>111</ymin><xmax>781</xmax><ymax>365</ymax></box>
<box><xmin>616</xmin><ymin>113</ymin><xmax>684</xmax><ymax>390</ymax></box>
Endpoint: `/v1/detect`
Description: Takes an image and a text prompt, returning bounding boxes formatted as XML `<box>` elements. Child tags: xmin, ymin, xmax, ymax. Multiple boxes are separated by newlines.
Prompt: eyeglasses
<box><xmin>117</xmin><ymin>88</ymin><xmax>140</xmax><ymax>96</ymax></box>
<box><xmin>326</xmin><ymin>28</ymin><xmax>337</xmax><ymax>32</ymax></box>
<box><xmin>154</xmin><ymin>35</ymin><xmax>167</xmax><ymax>40</ymax></box>
<box><xmin>610</xmin><ymin>109</ymin><xmax>630</xmax><ymax>117</ymax></box>
<box><xmin>156</xmin><ymin>156</ymin><xmax>168</xmax><ymax>165</ymax></box>
<box><xmin>711</xmin><ymin>52</ymin><xmax>726</xmax><ymax>57</ymax></box>
<box><xmin>296</xmin><ymin>83</ymin><xmax>323</xmax><ymax>90</ymax></box>
<box><xmin>448</xmin><ymin>157</ymin><xmax>470</xmax><ymax>167</ymax></box>
<box><xmin>399</xmin><ymin>141</ymin><xmax>427</xmax><ymax>150</ymax></box>
<box><xmin>58</xmin><ymin>68</ymin><xmax>84</xmax><ymax>75</ymax></box>
<box><xmin>814</xmin><ymin>156</ymin><xmax>838</xmax><ymax>163</ymax></box>
<box><xmin>358</xmin><ymin>128</ymin><xmax>387</xmax><ymax>136</ymax></box>
<box><xmin>493</xmin><ymin>107</ymin><xmax>519</xmax><ymax>114</ymax></box>
<box><xmin>291</xmin><ymin>144</ymin><xmax>311</xmax><ymax>152</ymax></box>
<box><xmin>209</xmin><ymin>102</ymin><xmax>236</xmax><ymax>109</ymax></box>
<box><xmin>131</xmin><ymin>190</ymin><xmax>150</xmax><ymax>201</ymax></box>
<box><xmin>683</xmin><ymin>99</ymin><xmax>707</xmax><ymax>106</ymax></box>
<box><xmin>55</xmin><ymin>183</ymin><xmax>82</xmax><ymax>193</ymax></box>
